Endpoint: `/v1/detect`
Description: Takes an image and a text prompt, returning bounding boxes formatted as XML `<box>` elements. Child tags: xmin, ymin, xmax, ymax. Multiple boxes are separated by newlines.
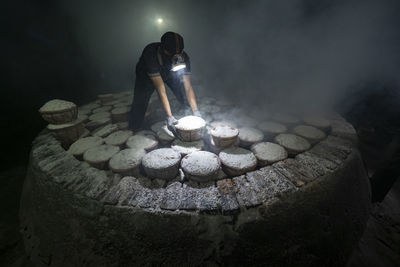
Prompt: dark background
<box><xmin>0</xmin><ymin>1</ymin><xmax>399</xmax><ymax>265</ymax></box>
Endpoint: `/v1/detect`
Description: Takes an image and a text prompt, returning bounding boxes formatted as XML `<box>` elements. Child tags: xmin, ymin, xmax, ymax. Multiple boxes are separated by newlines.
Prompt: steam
<box><xmin>61</xmin><ymin>0</ymin><xmax>400</xmax><ymax>113</ymax></box>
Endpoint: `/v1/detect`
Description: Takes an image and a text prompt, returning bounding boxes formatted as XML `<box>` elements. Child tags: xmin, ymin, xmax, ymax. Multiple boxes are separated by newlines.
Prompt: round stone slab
<box><xmin>142</xmin><ymin>148</ymin><xmax>181</xmax><ymax>180</ymax></box>
<box><xmin>303</xmin><ymin>115</ymin><xmax>331</xmax><ymax>131</ymax></box>
<box><xmin>219</xmin><ymin>147</ymin><xmax>257</xmax><ymax>176</ymax></box>
<box><xmin>209</xmin><ymin>120</ymin><xmax>237</xmax><ymax>129</ymax></box>
<box><xmin>92</xmin><ymin>106</ymin><xmax>112</xmax><ymax>114</ymax></box>
<box><xmin>181</xmin><ymin>151</ymin><xmax>220</xmax><ymax>182</ymax></box>
<box><xmin>250</xmin><ymin>142</ymin><xmax>288</xmax><ymax>166</ymax></box>
<box><xmin>293</xmin><ymin>125</ymin><xmax>326</xmax><ymax>144</ymax></box>
<box><xmin>109</xmin><ymin>148</ymin><xmax>146</xmax><ymax>175</ymax></box>
<box><xmin>83</xmin><ymin>144</ymin><xmax>120</xmax><ymax>169</ymax></box>
<box><xmin>175</xmin><ymin>116</ymin><xmax>206</xmax><ymax>142</ymax></box>
<box><xmin>171</xmin><ymin>139</ymin><xmax>204</xmax><ymax>155</ymax></box>
<box><xmin>258</xmin><ymin>121</ymin><xmax>287</xmax><ymax>137</ymax></box>
<box><xmin>85</xmin><ymin>117</ymin><xmax>111</xmax><ymax>131</ymax></box>
<box><xmin>151</xmin><ymin>121</ymin><xmax>166</xmax><ymax>133</ymax></box>
<box><xmin>156</xmin><ymin>125</ymin><xmax>175</xmax><ymax>145</ymax></box>
<box><xmin>274</xmin><ymin>133</ymin><xmax>311</xmax><ymax>155</ymax></box>
<box><xmin>238</xmin><ymin>127</ymin><xmax>264</xmax><ymax>148</ymax></box>
<box><xmin>126</xmin><ymin>134</ymin><xmax>158</xmax><ymax>151</ymax></box>
<box><xmin>92</xmin><ymin>124</ymin><xmax>119</xmax><ymax>138</ymax></box>
<box><xmin>39</xmin><ymin>99</ymin><xmax>77</xmax><ymax>124</ymax></box>
<box><xmin>104</xmin><ymin>130</ymin><xmax>133</xmax><ymax>146</ymax></box>
<box><xmin>68</xmin><ymin>136</ymin><xmax>104</xmax><ymax>158</ymax></box>
<box><xmin>111</xmin><ymin>106</ymin><xmax>130</xmax><ymax>122</ymax></box>
<box><xmin>89</xmin><ymin>112</ymin><xmax>111</xmax><ymax>121</ymax></box>
<box><xmin>210</xmin><ymin>125</ymin><xmax>239</xmax><ymax>148</ymax></box>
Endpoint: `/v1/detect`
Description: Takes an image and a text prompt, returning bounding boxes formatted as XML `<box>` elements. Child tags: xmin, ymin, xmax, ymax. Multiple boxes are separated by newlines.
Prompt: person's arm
<box><xmin>182</xmin><ymin>75</ymin><xmax>199</xmax><ymax>112</ymax></box>
<box><xmin>150</xmin><ymin>76</ymin><xmax>173</xmax><ymax>117</ymax></box>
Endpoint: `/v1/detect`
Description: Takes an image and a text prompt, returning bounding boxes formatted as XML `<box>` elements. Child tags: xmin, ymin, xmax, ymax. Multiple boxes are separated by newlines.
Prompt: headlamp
<box><xmin>171</xmin><ymin>53</ymin><xmax>186</xmax><ymax>72</ymax></box>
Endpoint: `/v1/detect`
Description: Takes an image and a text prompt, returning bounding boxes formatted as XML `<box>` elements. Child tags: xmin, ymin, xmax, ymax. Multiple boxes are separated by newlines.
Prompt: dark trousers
<box><xmin>128</xmin><ymin>74</ymin><xmax>189</xmax><ymax>130</ymax></box>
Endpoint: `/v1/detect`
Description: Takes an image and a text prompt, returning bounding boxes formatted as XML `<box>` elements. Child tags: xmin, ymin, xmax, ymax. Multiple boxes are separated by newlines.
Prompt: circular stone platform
<box><xmin>20</xmin><ymin>93</ymin><xmax>371</xmax><ymax>267</ymax></box>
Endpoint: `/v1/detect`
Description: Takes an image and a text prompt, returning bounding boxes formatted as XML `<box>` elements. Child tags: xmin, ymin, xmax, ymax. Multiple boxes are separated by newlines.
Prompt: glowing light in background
<box><xmin>156</xmin><ymin>18</ymin><xmax>163</xmax><ymax>24</ymax></box>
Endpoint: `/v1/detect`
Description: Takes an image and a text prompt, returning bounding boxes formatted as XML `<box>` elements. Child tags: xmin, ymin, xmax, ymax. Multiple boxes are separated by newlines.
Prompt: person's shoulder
<box><xmin>143</xmin><ymin>42</ymin><xmax>161</xmax><ymax>53</ymax></box>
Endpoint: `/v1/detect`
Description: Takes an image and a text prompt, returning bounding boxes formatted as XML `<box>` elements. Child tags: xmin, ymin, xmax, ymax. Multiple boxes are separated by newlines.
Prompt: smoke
<box><xmin>60</xmin><ymin>0</ymin><xmax>400</xmax><ymax>112</ymax></box>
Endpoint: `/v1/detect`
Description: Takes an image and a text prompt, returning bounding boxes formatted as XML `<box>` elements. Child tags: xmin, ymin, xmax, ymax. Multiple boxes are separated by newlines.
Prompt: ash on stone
<box><xmin>171</xmin><ymin>139</ymin><xmax>204</xmax><ymax>155</ymax></box>
<box><xmin>92</xmin><ymin>106</ymin><xmax>112</xmax><ymax>113</ymax></box>
<box><xmin>219</xmin><ymin>147</ymin><xmax>257</xmax><ymax>176</ymax></box>
<box><xmin>181</xmin><ymin>151</ymin><xmax>220</xmax><ymax>182</ymax></box>
<box><xmin>89</xmin><ymin>111</ymin><xmax>111</xmax><ymax>121</ymax></box>
<box><xmin>251</xmin><ymin>142</ymin><xmax>288</xmax><ymax>166</ymax></box>
<box><xmin>104</xmin><ymin>130</ymin><xmax>133</xmax><ymax>146</ymax></box>
<box><xmin>39</xmin><ymin>99</ymin><xmax>77</xmax><ymax>125</ymax></box>
<box><xmin>142</xmin><ymin>148</ymin><xmax>181</xmax><ymax>180</ymax></box>
<box><xmin>83</xmin><ymin>144</ymin><xmax>120</xmax><ymax>170</ymax></box>
<box><xmin>68</xmin><ymin>136</ymin><xmax>104</xmax><ymax>159</ymax></box>
<box><xmin>156</xmin><ymin>125</ymin><xmax>175</xmax><ymax>145</ymax></box>
<box><xmin>126</xmin><ymin>134</ymin><xmax>158</xmax><ymax>151</ymax></box>
<box><xmin>92</xmin><ymin>124</ymin><xmax>119</xmax><ymax>138</ymax></box>
<box><xmin>274</xmin><ymin>133</ymin><xmax>311</xmax><ymax>155</ymax></box>
<box><xmin>109</xmin><ymin>148</ymin><xmax>146</xmax><ymax>176</ymax></box>
<box><xmin>238</xmin><ymin>127</ymin><xmax>264</xmax><ymax>148</ymax></box>
<box><xmin>293</xmin><ymin>125</ymin><xmax>326</xmax><ymax>144</ymax></box>
<box><xmin>210</xmin><ymin>125</ymin><xmax>239</xmax><ymax>148</ymax></box>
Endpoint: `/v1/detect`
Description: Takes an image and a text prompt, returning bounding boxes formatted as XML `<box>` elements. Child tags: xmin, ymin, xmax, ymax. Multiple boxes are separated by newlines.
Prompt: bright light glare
<box><xmin>157</xmin><ymin>18</ymin><xmax>163</xmax><ymax>24</ymax></box>
<box><xmin>171</xmin><ymin>64</ymin><xmax>186</xmax><ymax>72</ymax></box>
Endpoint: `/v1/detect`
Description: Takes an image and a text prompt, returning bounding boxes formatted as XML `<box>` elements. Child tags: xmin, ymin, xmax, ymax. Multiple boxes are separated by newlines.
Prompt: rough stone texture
<box><xmin>19</xmin><ymin>125</ymin><xmax>371</xmax><ymax>266</ymax></box>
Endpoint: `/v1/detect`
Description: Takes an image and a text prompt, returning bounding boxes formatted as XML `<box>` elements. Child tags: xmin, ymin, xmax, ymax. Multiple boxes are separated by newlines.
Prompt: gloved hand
<box><xmin>166</xmin><ymin>116</ymin><xmax>178</xmax><ymax>133</ymax></box>
<box><xmin>193</xmin><ymin>110</ymin><xmax>202</xmax><ymax>118</ymax></box>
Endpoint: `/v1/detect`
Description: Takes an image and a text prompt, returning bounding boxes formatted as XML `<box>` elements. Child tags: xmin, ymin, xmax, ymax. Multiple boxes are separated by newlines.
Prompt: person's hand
<box><xmin>193</xmin><ymin>110</ymin><xmax>202</xmax><ymax>118</ymax></box>
<box><xmin>166</xmin><ymin>116</ymin><xmax>178</xmax><ymax>133</ymax></box>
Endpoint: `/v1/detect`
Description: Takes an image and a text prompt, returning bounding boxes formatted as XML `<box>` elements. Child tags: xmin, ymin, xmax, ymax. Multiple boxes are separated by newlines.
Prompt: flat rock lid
<box><xmin>151</xmin><ymin>121</ymin><xmax>166</xmax><ymax>132</ymax></box>
<box><xmin>293</xmin><ymin>125</ymin><xmax>326</xmax><ymax>141</ymax></box>
<box><xmin>104</xmin><ymin>130</ymin><xmax>133</xmax><ymax>146</ymax></box>
<box><xmin>39</xmin><ymin>99</ymin><xmax>76</xmax><ymax>113</ymax></box>
<box><xmin>251</xmin><ymin>142</ymin><xmax>288</xmax><ymax>163</ymax></box>
<box><xmin>47</xmin><ymin>118</ymin><xmax>84</xmax><ymax>130</ymax></box>
<box><xmin>111</xmin><ymin>106</ymin><xmax>130</xmax><ymax>115</ymax></box>
<box><xmin>274</xmin><ymin>133</ymin><xmax>311</xmax><ymax>154</ymax></box>
<box><xmin>181</xmin><ymin>151</ymin><xmax>220</xmax><ymax>176</ymax></box>
<box><xmin>303</xmin><ymin>116</ymin><xmax>331</xmax><ymax>129</ymax></box>
<box><xmin>86</xmin><ymin>117</ymin><xmax>111</xmax><ymax>127</ymax></box>
<box><xmin>89</xmin><ymin>112</ymin><xmax>111</xmax><ymax>121</ymax></box>
<box><xmin>83</xmin><ymin>144</ymin><xmax>120</xmax><ymax>163</ymax></box>
<box><xmin>219</xmin><ymin>147</ymin><xmax>257</xmax><ymax>170</ymax></box>
<box><xmin>126</xmin><ymin>134</ymin><xmax>158</xmax><ymax>150</ymax></box>
<box><xmin>209</xmin><ymin>120</ymin><xmax>237</xmax><ymax>128</ymax></box>
<box><xmin>258</xmin><ymin>121</ymin><xmax>287</xmax><ymax>134</ymax></box>
<box><xmin>171</xmin><ymin>139</ymin><xmax>204</xmax><ymax>155</ymax></box>
<box><xmin>175</xmin><ymin>116</ymin><xmax>206</xmax><ymax>131</ymax></box>
<box><xmin>142</xmin><ymin>148</ymin><xmax>181</xmax><ymax>170</ymax></box>
<box><xmin>210</xmin><ymin>125</ymin><xmax>239</xmax><ymax>138</ymax></box>
<box><xmin>92</xmin><ymin>106</ymin><xmax>112</xmax><ymax>113</ymax></box>
<box><xmin>109</xmin><ymin>148</ymin><xmax>146</xmax><ymax>172</ymax></box>
<box><xmin>156</xmin><ymin>125</ymin><xmax>175</xmax><ymax>142</ymax></box>
<box><xmin>68</xmin><ymin>136</ymin><xmax>104</xmax><ymax>156</ymax></box>
<box><xmin>238</xmin><ymin>127</ymin><xmax>264</xmax><ymax>142</ymax></box>
<box><xmin>92</xmin><ymin>124</ymin><xmax>119</xmax><ymax>138</ymax></box>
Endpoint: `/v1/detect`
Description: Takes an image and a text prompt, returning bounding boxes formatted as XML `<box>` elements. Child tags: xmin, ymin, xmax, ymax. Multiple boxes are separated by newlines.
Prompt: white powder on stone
<box><xmin>142</xmin><ymin>148</ymin><xmax>181</xmax><ymax>169</ymax></box>
<box><xmin>151</xmin><ymin>121</ymin><xmax>166</xmax><ymax>132</ymax></box>
<box><xmin>258</xmin><ymin>121</ymin><xmax>287</xmax><ymax>134</ymax></box>
<box><xmin>210</xmin><ymin>125</ymin><xmax>239</xmax><ymax>138</ymax></box>
<box><xmin>111</xmin><ymin>106</ymin><xmax>130</xmax><ymax>115</ymax></box>
<box><xmin>181</xmin><ymin>151</ymin><xmax>220</xmax><ymax>176</ymax></box>
<box><xmin>104</xmin><ymin>130</ymin><xmax>133</xmax><ymax>146</ymax></box>
<box><xmin>83</xmin><ymin>144</ymin><xmax>120</xmax><ymax>163</ymax></box>
<box><xmin>238</xmin><ymin>127</ymin><xmax>264</xmax><ymax>142</ymax></box>
<box><xmin>156</xmin><ymin>125</ymin><xmax>175</xmax><ymax>141</ymax></box>
<box><xmin>47</xmin><ymin>118</ymin><xmax>84</xmax><ymax>130</ymax></box>
<box><xmin>126</xmin><ymin>134</ymin><xmax>158</xmax><ymax>150</ymax></box>
<box><xmin>175</xmin><ymin>116</ymin><xmax>206</xmax><ymax>131</ymax></box>
<box><xmin>89</xmin><ymin>112</ymin><xmax>111</xmax><ymax>121</ymax></box>
<box><xmin>209</xmin><ymin>120</ymin><xmax>237</xmax><ymax>128</ymax></box>
<box><xmin>250</xmin><ymin>142</ymin><xmax>287</xmax><ymax>163</ymax></box>
<box><xmin>92</xmin><ymin>124</ymin><xmax>119</xmax><ymax>138</ymax></box>
<box><xmin>68</xmin><ymin>136</ymin><xmax>104</xmax><ymax>156</ymax></box>
<box><xmin>293</xmin><ymin>125</ymin><xmax>326</xmax><ymax>140</ymax></box>
<box><xmin>109</xmin><ymin>148</ymin><xmax>146</xmax><ymax>172</ymax></box>
<box><xmin>92</xmin><ymin>106</ymin><xmax>112</xmax><ymax>113</ymax></box>
<box><xmin>274</xmin><ymin>133</ymin><xmax>311</xmax><ymax>153</ymax></box>
<box><xmin>171</xmin><ymin>139</ymin><xmax>204</xmax><ymax>155</ymax></box>
<box><xmin>39</xmin><ymin>99</ymin><xmax>76</xmax><ymax>113</ymax></box>
<box><xmin>219</xmin><ymin>147</ymin><xmax>257</xmax><ymax>169</ymax></box>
